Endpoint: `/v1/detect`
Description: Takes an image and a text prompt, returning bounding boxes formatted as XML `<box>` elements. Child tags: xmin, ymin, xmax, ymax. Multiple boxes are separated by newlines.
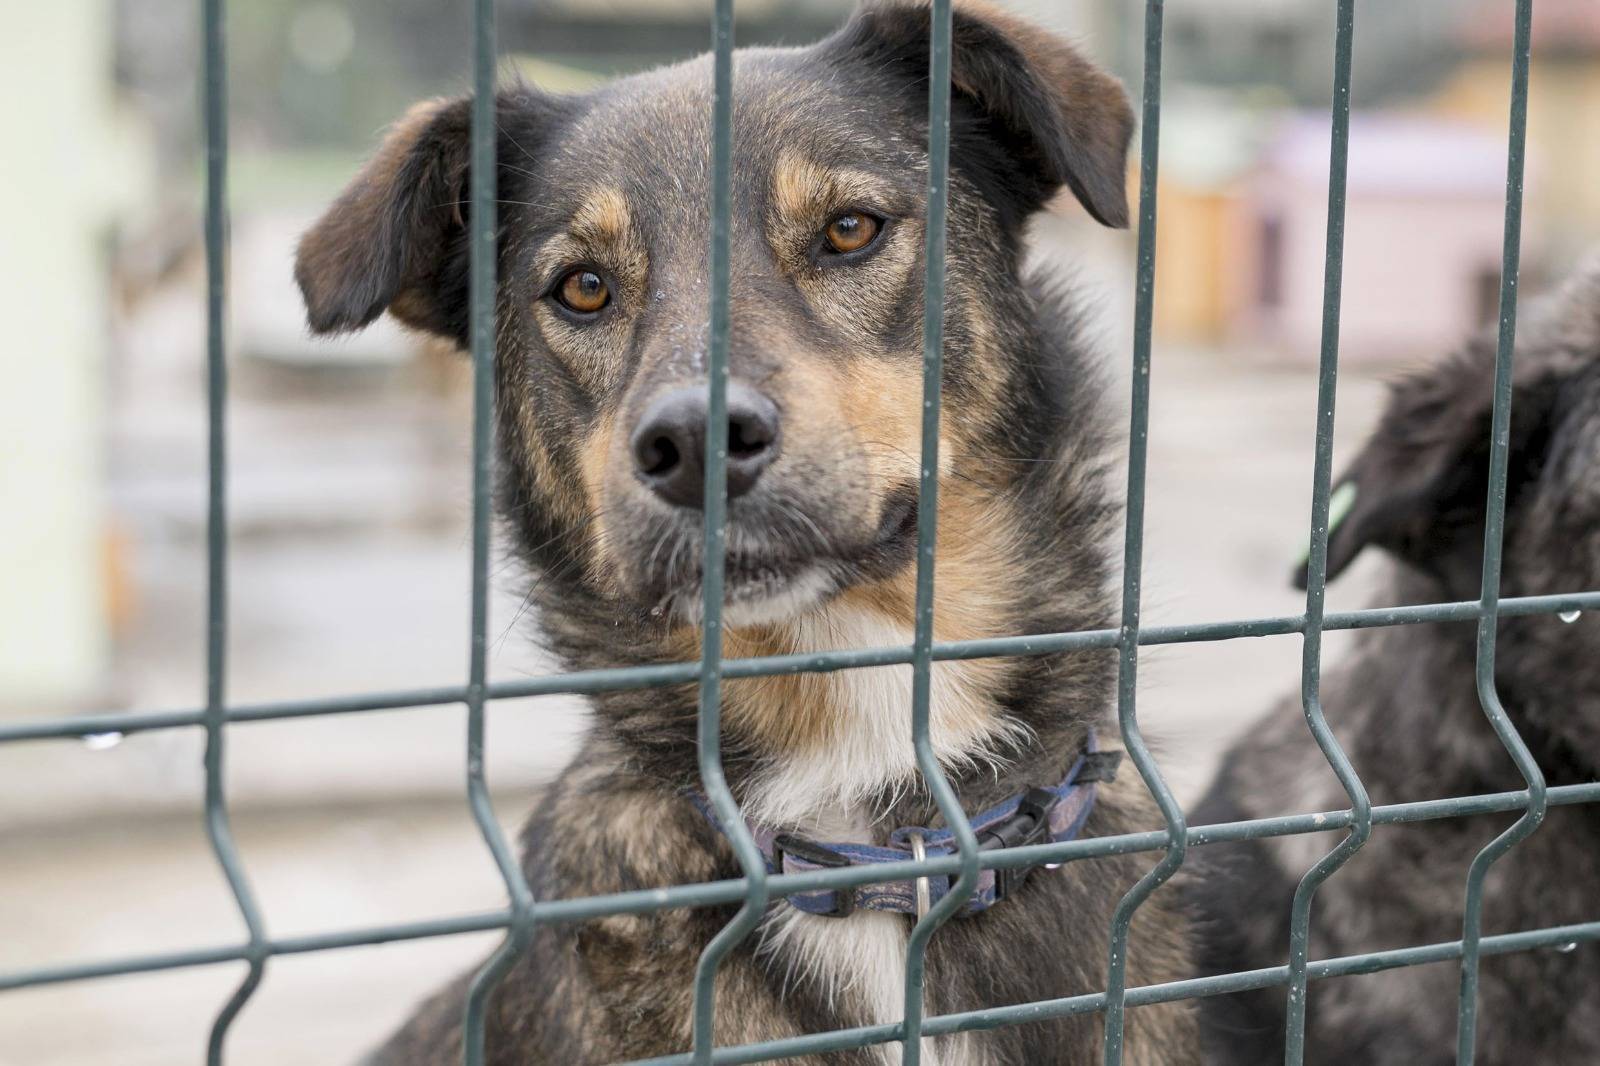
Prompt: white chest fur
<box><xmin>758</xmin><ymin>906</ymin><xmax>991</xmax><ymax>1066</ymax></box>
<box><xmin>741</xmin><ymin>604</ymin><xmax>1029</xmax><ymax>832</ymax></box>
<box><xmin>742</xmin><ymin>603</ymin><xmax>1015</xmax><ymax>1066</ymax></box>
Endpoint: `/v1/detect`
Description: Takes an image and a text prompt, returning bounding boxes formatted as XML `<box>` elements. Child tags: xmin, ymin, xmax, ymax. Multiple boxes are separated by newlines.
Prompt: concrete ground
<box><xmin>0</xmin><ymin>222</ymin><xmax>1396</xmax><ymax>1062</ymax></box>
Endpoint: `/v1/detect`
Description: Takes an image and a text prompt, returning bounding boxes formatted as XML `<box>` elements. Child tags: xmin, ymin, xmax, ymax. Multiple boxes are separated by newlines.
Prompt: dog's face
<box><xmin>296</xmin><ymin>2</ymin><xmax>1131</xmax><ymax>626</ymax></box>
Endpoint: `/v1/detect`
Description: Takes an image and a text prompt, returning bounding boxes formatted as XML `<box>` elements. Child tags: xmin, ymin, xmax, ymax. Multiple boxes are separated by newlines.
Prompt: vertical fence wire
<box><xmin>1456</xmin><ymin>0</ymin><xmax>1544</xmax><ymax>1060</ymax></box>
<box><xmin>461</xmin><ymin>0</ymin><xmax>539</xmax><ymax>1061</ymax></box>
<box><xmin>690</xmin><ymin>0</ymin><xmax>772</xmax><ymax>1059</ymax></box>
<box><xmin>200</xmin><ymin>0</ymin><xmax>269</xmax><ymax>1059</ymax></box>
<box><xmin>1101</xmin><ymin>3</ymin><xmax>1182</xmax><ymax>1061</ymax></box>
<box><xmin>899</xmin><ymin>3</ymin><xmax>978</xmax><ymax>1063</ymax></box>
<box><xmin>1282</xmin><ymin>2</ymin><xmax>1373</xmax><ymax>1060</ymax></box>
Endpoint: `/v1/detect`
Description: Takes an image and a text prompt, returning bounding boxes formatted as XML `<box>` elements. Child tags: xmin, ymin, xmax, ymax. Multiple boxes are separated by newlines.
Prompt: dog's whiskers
<box><xmin>491</xmin><ymin>506</ymin><xmax>620</xmax><ymax>652</ymax></box>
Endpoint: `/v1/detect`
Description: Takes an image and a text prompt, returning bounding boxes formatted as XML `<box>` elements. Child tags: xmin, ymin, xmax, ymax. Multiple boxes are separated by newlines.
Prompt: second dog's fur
<box><xmin>1188</xmin><ymin>263</ymin><xmax>1600</xmax><ymax>1065</ymax></box>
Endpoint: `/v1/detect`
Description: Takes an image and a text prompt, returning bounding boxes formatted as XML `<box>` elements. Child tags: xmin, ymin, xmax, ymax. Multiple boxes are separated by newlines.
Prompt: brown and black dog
<box><xmin>297</xmin><ymin>3</ymin><xmax>1197</xmax><ymax>1062</ymax></box>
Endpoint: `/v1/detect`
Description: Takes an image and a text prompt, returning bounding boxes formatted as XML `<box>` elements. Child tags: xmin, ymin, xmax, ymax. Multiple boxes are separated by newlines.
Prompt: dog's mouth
<box><xmin>641</xmin><ymin>490</ymin><xmax>918</xmax><ymax>626</ymax></box>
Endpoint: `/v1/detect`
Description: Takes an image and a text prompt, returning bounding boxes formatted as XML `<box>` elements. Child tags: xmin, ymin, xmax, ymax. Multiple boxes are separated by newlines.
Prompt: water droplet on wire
<box><xmin>1558</xmin><ymin>609</ymin><xmax>1581</xmax><ymax>624</ymax></box>
<box><xmin>83</xmin><ymin>732</ymin><xmax>125</xmax><ymax>751</ymax></box>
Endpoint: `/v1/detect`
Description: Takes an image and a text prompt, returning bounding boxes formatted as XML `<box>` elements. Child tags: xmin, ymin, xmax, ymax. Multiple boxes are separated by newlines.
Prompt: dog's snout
<box><xmin>630</xmin><ymin>383</ymin><xmax>781</xmax><ymax>508</ymax></box>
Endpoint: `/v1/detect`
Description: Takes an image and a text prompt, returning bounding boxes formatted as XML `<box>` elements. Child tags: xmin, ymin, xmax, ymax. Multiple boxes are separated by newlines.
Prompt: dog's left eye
<box><xmin>554</xmin><ymin>269</ymin><xmax>610</xmax><ymax>314</ymax></box>
<box><xmin>822</xmin><ymin>212</ymin><xmax>881</xmax><ymax>255</ymax></box>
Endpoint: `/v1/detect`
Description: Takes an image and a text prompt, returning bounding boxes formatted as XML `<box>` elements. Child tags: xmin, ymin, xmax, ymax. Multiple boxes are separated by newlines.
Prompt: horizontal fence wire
<box><xmin>2</xmin><ymin>0</ymin><xmax>1595</xmax><ymax>1063</ymax></box>
<box><xmin>11</xmin><ymin>781</ymin><xmax>1599</xmax><ymax>993</ymax></box>
<box><xmin>8</xmin><ymin>590</ymin><xmax>1594</xmax><ymax>744</ymax></box>
<box><xmin>618</xmin><ymin>917</ymin><xmax>1600</xmax><ymax>1066</ymax></box>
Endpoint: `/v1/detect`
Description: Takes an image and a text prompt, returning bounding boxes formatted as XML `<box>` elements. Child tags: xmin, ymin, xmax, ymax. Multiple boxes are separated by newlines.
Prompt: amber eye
<box><xmin>555</xmin><ymin>269</ymin><xmax>609</xmax><ymax>314</ymax></box>
<box><xmin>823</xmin><ymin>212</ymin><xmax>881</xmax><ymax>255</ymax></box>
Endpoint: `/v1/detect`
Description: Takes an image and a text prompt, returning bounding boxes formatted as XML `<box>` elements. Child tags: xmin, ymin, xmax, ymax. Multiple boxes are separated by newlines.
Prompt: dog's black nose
<box><xmin>630</xmin><ymin>383</ymin><xmax>781</xmax><ymax>508</ymax></box>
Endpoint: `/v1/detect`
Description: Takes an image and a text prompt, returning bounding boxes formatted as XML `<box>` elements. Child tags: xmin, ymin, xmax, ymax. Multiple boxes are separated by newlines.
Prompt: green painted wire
<box><xmin>3</xmin><ymin>591</ymin><xmax>1595</xmax><ymax>744</ymax></box>
<box><xmin>6</xmin><ymin>782</ymin><xmax>1600</xmax><ymax>998</ymax></box>
<box><xmin>689</xmin><ymin>0</ymin><xmax>772</xmax><ymax>1058</ymax></box>
<box><xmin>1456</xmin><ymin>0</ymin><xmax>1545</xmax><ymax>1061</ymax></box>
<box><xmin>898</xmin><ymin>3</ymin><xmax>980</xmax><ymax>1063</ymax></box>
<box><xmin>1101</xmin><ymin>3</ymin><xmax>1186</xmax><ymax>1060</ymax></box>
<box><xmin>460</xmin><ymin>1</ymin><xmax>539</xmax><ymax>1062</ymax></box>
<box><xmin>621</xmin><ymin>920</ymin><xmax>1600</xmax><ymax>1066</ymax></box>
<box><xmin>1283</xmin><ymin>1</ymin><xmax>1373</xmax><ymax>1059</ymax></box>
<box><xmin>199</xmin><ymin>0</ymin><xmax>269</xmax><ymax>1059</ymax></box>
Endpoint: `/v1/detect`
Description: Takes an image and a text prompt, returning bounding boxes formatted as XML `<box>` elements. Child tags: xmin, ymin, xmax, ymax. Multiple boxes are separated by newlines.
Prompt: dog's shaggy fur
<box><xmin>1187</xmin><ymin>262</ymin><xmax>1600</xmax><ymax>1065</ymax></box>
<box><xmin>298</xmin><ymin>3</ymin><xmax>1199</xmax><ymax>1062</ymax></box>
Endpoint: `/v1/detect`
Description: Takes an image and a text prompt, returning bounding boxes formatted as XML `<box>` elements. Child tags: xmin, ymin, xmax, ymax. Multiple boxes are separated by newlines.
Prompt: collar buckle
<box><xmin>979</xmin><ymin>786</ymin><xmax>1059</xmax><ymax>901</ymax></box>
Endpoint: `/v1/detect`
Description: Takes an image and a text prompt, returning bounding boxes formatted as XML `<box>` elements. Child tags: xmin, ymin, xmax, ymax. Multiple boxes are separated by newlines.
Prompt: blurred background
<box><xmin>2</xmin><ymin>0</ymin><xmax>1598</xmax><ymax>1061</ymax></box>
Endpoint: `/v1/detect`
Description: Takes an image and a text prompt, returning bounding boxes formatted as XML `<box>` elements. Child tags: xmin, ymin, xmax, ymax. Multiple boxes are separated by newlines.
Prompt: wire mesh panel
<box><xmin>2</xmin><ymin>0</ymin><xmax>1600</xmax><ymax>1064</ymax></box>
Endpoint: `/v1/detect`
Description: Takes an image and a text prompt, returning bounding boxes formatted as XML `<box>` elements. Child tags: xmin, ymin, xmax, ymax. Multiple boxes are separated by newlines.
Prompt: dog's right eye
<box><xmin>554</xmin><ymin>269</ymin><xmax>610</xmax><ymax>315</ymax></box>
<box><xmin>822</xmin><ymin>212</ymin><xmax>882</xmax><ymax>256</ymax></box>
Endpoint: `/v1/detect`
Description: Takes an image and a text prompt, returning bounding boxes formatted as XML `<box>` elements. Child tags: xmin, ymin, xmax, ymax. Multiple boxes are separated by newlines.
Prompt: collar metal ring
<box><xmin>909</xmin><ymin>831</ymin><xmax>931</xmax><ymax>920</ymax></box>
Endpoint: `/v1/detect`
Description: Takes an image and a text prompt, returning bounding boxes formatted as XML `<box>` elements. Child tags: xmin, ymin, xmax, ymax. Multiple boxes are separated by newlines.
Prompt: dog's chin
<box><xmin>706</xmin><ymin>565</ymin><xmax>839</xmax><ymax>628</ymax></box>
<box><xmin>634</xmin><ymin>490</ymin><xmax>919</xmax><ymax>628</ymax></box>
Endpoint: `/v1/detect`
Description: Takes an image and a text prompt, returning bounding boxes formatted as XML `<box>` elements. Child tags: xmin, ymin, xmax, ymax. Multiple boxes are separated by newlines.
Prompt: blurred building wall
<box><xmin>0</xmin><ymin>0</ymin><xmax>117</xmax><ymax>709</ymax></box>
<box><xmin>1153</xmin><ymin>184</ymin><xmax>1244</xmax><ymax>345</ymax></box>
<box><xmin>1437</xmin><ymin>55</ymin><xmax>1600</xmax><ymax>255</ymax></box>
<box><xmin>1233</xmin><ymin>115</ymin><xmax>1522</xmax><ymax>366</ymax></box>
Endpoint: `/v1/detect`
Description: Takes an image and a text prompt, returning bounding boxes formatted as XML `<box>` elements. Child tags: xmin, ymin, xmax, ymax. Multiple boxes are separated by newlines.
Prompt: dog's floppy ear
<box><xmin>1296</xmin><ymin>343</ymin><xmax>1562</xmax><ymax>596</ymax></box>
<box><xmin>830</xmin><ymin>0</ymin><xmax>1134</xmax><ymax>226</ymax></box>
<box><xmin>296</xmin><ymin>97</ymin><xmax>474</xmax><ymax>340</ymax></box>
<box><xmin>296</xmin><ymin>89</ymin><xmax>562</xmax><ymax>345</ymax></box>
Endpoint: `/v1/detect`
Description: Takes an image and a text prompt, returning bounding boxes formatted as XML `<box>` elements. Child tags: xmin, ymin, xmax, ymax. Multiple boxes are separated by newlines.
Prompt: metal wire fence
<box><xmin>4</xmin><ymin>0</ymin><xmax>1600</xmax><ymax>1064</ymax></box>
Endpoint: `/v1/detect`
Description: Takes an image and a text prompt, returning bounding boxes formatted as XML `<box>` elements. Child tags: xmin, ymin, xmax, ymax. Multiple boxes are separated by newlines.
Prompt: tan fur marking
<box><xmin>570</xmin><ymin>186</ymin><xmax>633</xmax><ymax>245</ymax></box>
<box><xmin>769</xmin><ymin>352</ymin><xmax>948</xmax><ymax>522</ymax></box>
<box><xmin>716</xmin><ymin>476</ymin><xmax>1023</xmax><ymax>770</ymax></box>
<box><xmin>947</xmin><ymin>273</ymin><xmax>1012</xmax><ymax>455</ymax></box>
<box><xmin>768</xmin><ymin>150</ymin><xmax>921</xmax><ymax>333</ymax></box>
<box><xmin>771</xmin><ymin>150</ymin><xmax>834</xmax><ymax>225</ymax></box>
<box><xmin>678</xmin><ymin>338</ymin><xmax>1021</xmax><ymax>768</ymax></box>
<box><xmin>578</xmin><ymin>408</ymin><xmax>621</xmax><ymax>582</ymax></box>
<box><xmin>844</xmin><ymin>478</ymin><xmax>1021</xmax><ymax>641</ymax></box>
<box><xmin>530</xmin><ymin>185</ymin><xmax>649</xmax><ymax>395</ymax></box>
<box><xmin>835</xmin><ymin>356</ymin><xmax>933</xmax><ymax>489</ymax></box>
<box><xmin>507</xmin><ymin>381</ymin><xmax>572</xmax><ymax>529</ymax></box>
<box><xmin>770</xmin><ymin>150</ymin><xmax>898</xmax><ymax>227</ymax></box>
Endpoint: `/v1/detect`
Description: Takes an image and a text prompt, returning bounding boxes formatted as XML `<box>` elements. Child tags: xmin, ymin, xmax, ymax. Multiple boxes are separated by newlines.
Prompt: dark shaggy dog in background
<box><xmin>1187</xmin><ymin>261</ymin><xmax>1600</xmax><ymax>1065</ymax></box>
<box><xmin>296</xmin><ymin>2</ymin><xmax>1198</xmax><ymax>1063</ymax></box>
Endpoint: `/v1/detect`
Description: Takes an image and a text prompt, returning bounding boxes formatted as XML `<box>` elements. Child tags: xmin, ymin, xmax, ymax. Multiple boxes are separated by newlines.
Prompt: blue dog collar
<box><xmin>690</xmin><ymin>734</ymin><xmax>1120</xmax><ymax>918</ymax></box>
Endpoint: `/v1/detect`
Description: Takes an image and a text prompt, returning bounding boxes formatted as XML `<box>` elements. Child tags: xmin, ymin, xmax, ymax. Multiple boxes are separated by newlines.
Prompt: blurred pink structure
<box><xmin>1235</xmin><ymin>113</ymin><xmax>1535</xmax><ymax>367</ymax></box>
<box><xmin>1460</xmin><ymin>0</ymin><xmax>1600</xmax><ymax>51</ymax></box>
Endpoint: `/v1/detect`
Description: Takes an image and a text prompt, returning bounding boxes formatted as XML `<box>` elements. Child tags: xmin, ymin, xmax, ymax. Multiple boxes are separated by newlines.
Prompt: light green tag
<box><xmin>1295</xmin><ymin>481</ymin><xmax>1359</xmax><ymax>569</ymax></box>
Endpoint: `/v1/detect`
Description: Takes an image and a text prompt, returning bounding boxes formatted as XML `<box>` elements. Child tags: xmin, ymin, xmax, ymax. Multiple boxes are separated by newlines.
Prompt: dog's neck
<box><xmin>722</xmin><ymin>597</ymin><xmax>1031</xmax><ymax>836</ymax></box>
<box><xmin>709</xmin><ymin>481</ymin><xmax>1054</xmax><ymax>837</ymax></box>
<box><xmin>557</xmin><ymin>449</ymin><xmax>1116</xmax><ymax>841</ymax></box>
